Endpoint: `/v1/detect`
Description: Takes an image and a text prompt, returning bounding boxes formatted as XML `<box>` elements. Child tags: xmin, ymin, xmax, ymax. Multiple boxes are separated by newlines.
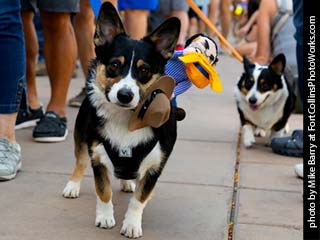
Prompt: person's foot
<box><xmin>68</xmin><ymin>87</ymin><xmax>86</xmax><ymax>108</ymax></box>
<box><xmin>294</xmin><ymin>163</ymin><xmax>303</xmax><ymax>178</ymax></box>
<box><xmin>15</xmin><ymin>106</ymin><xmax>44</xmax><ymax>130</ymax></box>
<box><xmin>0</xmin><ymin>138</ymin><xmax>21</xmax><ymax>181</ymax></box>
<box><xmin>271</xmin><ymin>130</ymin><xmax>303</xmax><ymax>157</ymax></box>
<box><xmin>33</xmin><ymin>111</ymin><xmax>68</xmax><ymax>143</ymax></box>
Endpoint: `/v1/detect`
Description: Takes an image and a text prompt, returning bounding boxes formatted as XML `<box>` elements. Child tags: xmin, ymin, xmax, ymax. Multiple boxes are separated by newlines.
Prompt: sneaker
<box><xmin>15</xmin><ymin>106</ymin><xmax>44</xmax><ymax>130</ymax></box>
<box><xmin>68</xmin><ymin>87</ymin><xmax>86</xmax><ymax>108</ymax></box>
<box><xmin>36</xmin><ymin>62</ymin><xmax>48</xmax><ymax>76</ymax></box>
<box><xmin>0</xmin><ymin>138</ymin><xmax>22</xmax><ymax>181</ymax></box>
<box><xmin>294</xmin><ymin>163</ymin><xmax>303</xmax><ymax>178</ymax></box>
<box><xmin>271</xmin><ymin>130</ymin><xmax>303</xmax><ymax>157</ymax></box>
<box><xmin>33</xmin><ymin>111</ymin><xmax>68</xmax><ymax>142</ymax></box>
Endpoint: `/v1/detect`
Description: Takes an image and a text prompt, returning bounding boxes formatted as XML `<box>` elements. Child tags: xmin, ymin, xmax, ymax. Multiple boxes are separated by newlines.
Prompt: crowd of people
<box><xmin>1</xmin><ymin>0</ymin><xmax>303</xmax><ymax>181</ymax></box>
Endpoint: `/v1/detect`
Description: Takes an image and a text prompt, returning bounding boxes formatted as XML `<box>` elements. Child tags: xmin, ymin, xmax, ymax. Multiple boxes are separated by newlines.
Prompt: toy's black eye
<box><xmin>137</xmin><ymin>64</ymin><xmax>151</xmax><ymax>83</ymax></box>
<box><xmin>107</xmin><ymin>59</ymin><xmax>121</xmax><ymax>77</ymax></box>
<box><xmin>195</xmin><ymin>47</ymin><xmax>202</xmax><ymax>53</ymax></box>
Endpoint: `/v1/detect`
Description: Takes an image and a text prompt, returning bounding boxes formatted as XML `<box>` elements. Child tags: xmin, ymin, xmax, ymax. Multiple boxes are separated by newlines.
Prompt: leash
<box><xmin>185</xmin><ymin>0</ymin><xmax>243</xmax><ymax>62</ymax></box>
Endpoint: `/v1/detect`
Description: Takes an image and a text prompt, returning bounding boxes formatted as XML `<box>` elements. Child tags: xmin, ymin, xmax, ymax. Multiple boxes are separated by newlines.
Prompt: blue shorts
<box><xmin>0</xmin><ymin>0</ymin><xmax>27</xmax><ymax>113</ymax></box>
<box><xmin>118</xmin><ymin>0</ymin><xmax>158</xmax><ymax>11</ymax></box>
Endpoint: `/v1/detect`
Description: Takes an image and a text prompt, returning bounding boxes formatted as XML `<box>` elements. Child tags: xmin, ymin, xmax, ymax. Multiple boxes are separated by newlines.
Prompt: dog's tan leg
<box><xmin>92</xmin><ymin>144</ymin><xmax>115</xmax><ymax>229</ymax></box>
<box><xmin>62</xmin><ymin>142</ymin><xmax>88</xmax><ymax>198</ymax></box>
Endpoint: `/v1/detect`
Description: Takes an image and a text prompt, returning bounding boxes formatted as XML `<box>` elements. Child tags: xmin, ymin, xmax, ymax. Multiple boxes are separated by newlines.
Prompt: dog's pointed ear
<box><xmin>243</xmin><ymin>55</ymin><xmax>255</xmax><ymax>74</ymax></box>
<box><xmin>269</xmin><ymin>53</ymin><xmax>286</xmax><ymax>75</ymax></box>
<box><xmin>143</xmin><ymin>17</ymin><xmax>181</xmax><ymax>59</ymax></box>
<box><xmin>94</xmin><ymin>2</ymin><xmax>126</xmax><ymax>46</ymax></box>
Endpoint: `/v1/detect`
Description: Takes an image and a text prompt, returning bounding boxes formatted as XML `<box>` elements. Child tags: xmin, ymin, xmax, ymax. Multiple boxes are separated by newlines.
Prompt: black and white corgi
<box><xmin>62</xmin><ymin>2</ymin><xmax>180</xmax><ymax>238</ymax></box>
<box><xmin>234</xmin><ymin>54</ymin><xmax>295</xmax><ymax>148</ymax></box>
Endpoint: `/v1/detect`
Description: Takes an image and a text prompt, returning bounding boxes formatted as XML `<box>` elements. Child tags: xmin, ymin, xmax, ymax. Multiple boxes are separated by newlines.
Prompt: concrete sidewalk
<box><xmin>0</xmin><ymin>55</ymin><xmax>302</xmax><ymax>240</ymax></box>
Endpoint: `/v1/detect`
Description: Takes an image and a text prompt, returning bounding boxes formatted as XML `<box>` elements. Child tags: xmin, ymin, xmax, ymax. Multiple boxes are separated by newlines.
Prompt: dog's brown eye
<box><xmin>137</xmin><ymin>65</ymin><xmax>151</xmax><ymax>83</ymax></box>
<box><xmin>260</xmin><ymin>83</ymin><xmax>270</xmax><ymax>91</ymax></box>
<box><xmin>107</xmin><ymin>60</ymin><xmax>121</xmax><ymax>77</ymax></box>
<box><xmin>245</xmin><ymin>78</ymin><xmax>254</xmax><ymax>89</ymax></box>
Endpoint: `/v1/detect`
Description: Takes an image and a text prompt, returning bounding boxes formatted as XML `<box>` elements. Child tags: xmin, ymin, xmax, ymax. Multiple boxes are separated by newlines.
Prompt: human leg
<box><xmin>40</xmin><ymin>11</ymin><xmax>78</xmax><ymax>117</ymax></box>
<box><xmin>21</xmin><ymin>10</ymin><xmax>42</xmax><ymax>109</ymax></box>
<box><xmin>220</xmin><ymin>0</ymin><xmax>232</xmax><ymax>39</ymax></box>
<box><xmin>124</xmin><ymin>9</ymin><xmax>149</xmax><ymax>39</ymax></box>
<box><xmin>68</xmin><ymin>0</ymin><xmax>95</xmax><ymax>107</ymax></box>
<box><xmin>0</xmin><ymin>0</ymin><xmax>25</xmax><ymax>180</ymax></box>
<box><xmin>119</xmin><ymin>0</ymin><xmax>158</xmax><ymax>39</ymax></box>
<box><xmin>169</xmin><ymin>0</ymin><xmax>189</xmax><ymax>47</ymax></box>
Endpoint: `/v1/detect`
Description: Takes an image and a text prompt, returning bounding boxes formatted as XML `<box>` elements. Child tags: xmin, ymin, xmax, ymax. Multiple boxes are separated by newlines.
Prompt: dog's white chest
<box><xmin>237</xmin><ymin>88</ymin><xmax>289</xmax><ymax>130</ymax></box>
<box><xmin>99</xmin><ymin>107</ymin><xmax>154</xmax><ymax>149</ymax></box>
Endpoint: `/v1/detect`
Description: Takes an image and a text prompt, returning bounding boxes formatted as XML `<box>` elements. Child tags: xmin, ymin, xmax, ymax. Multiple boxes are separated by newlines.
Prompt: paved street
<box><xmin>0</xmin><ymin>55</ymin><xmax>303</xmax><ymax>240</ymax></box>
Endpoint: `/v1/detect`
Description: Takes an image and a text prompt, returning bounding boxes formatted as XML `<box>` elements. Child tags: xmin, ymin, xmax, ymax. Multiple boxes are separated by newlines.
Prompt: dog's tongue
<box><xmin>250</xmin><ymin>105</ymin><xmax>258</xmax><ymax>111</ymax></box>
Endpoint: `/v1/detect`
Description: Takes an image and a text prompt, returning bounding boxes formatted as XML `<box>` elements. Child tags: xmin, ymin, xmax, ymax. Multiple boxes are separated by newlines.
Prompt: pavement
<box><xmin>0</xmin><ymin>55</ymin><xmax>303</xmax><ymax>240</ymax></box>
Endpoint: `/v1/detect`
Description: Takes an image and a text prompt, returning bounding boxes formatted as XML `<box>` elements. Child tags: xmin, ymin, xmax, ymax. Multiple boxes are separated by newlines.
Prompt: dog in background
<box><xmin>234</xmin><ymin>54</ymin><xmax>295</xmax><ymax>148</ymax></box>
<box><xmin>62</xmin><ymin>2</ymin><xmax>181</xmax><ymax>238</ymax></box>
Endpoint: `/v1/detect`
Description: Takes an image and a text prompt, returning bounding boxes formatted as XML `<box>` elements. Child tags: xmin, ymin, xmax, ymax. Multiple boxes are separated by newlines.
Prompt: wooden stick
<box><xmin>185</xmin><ymin>0</ymin><xmax>243</xmax><ymax>62</ymax></box>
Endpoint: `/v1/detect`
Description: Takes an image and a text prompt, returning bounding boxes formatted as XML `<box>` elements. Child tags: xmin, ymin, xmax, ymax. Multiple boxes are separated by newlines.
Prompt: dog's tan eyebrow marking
<box><xmin>96</xmin><ymin>64</ymin><xmax>121</xmax><ymax>90</ymax></box>
<box><xmin>137</xmin><ymin>59</ymin><xmax>145</xmax><ymax>68</ymax></box>
<box><xmin>118</xmin><ymin>56</ymin><xmax>125</xmax><ymax>65</ymax></box>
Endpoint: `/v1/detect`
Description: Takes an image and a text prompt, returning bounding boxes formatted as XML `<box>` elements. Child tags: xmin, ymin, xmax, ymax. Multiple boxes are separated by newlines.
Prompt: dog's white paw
<box><xmin>95</xmin><ymin>198</ymin><xmax>115</xmax><ymax>229</ymax></box>
<box><xmin>95</xmin><ymin>214</ymin><xmax>116</xmax><ymax>229</ymax></box>
<box><xmin>62</xmin><ymin>180</ymin><xmax>80</xmax><ymax>198</ymax></box>
<box><xmin>243</xmin><ymin>136</ymin><xmax>255</xmax><ymax>148</ymax></box>
<box><xmin>120</xmin><ymin>180</ymin><xmax>136</xmax><ymax>193</ymax></box>
<box><xmin>254</xmin><ymin>128</ymin><xmax>266</xmax><ymax>137</ymax></box>
<box><xmin>243</xmin><ymin>125</ymin><xmax>255</xmax><ymax>148</ymax></box>
<box><xmin>120</xmin><ymin>218</ymin><xmax>143</xmax><ymax>238</ymax></box>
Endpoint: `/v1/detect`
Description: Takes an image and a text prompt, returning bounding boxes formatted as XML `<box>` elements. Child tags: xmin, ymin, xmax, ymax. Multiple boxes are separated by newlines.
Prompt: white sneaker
<box><xmin>0</xmin><ymin>138</ymin><xmax>22</xmax><ymax>180</ymax></box>
<box><xmin>294</xmin><ymin>163</ymin><xmax>303</xmax><ymax>178</ymax></box>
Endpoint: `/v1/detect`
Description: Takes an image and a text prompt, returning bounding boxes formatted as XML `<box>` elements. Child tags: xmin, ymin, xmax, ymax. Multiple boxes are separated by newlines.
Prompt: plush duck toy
<box><xmin>178</xmin><ymin>33</ymin><xmax>223</xmax><ymax>92</ymax></box>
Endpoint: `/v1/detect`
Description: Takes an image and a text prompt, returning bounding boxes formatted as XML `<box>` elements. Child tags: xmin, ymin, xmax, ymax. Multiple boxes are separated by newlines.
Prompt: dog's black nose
<box><xmin>249</xmin><ymin>96</ymin><xmax>257</xmax><ymax>105</ymax></box>
<box><xmin>117</xmin><ymin>88</ymin><xmax>134</xmax><ymax>104</ymax></box>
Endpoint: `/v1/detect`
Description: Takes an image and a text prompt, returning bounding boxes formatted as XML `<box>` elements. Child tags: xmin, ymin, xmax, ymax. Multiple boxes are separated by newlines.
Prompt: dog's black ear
<box><xmin>269</xmin><ymin>53</ymin><xmax>286</xmax><ymax>75</ymax></box>
<box><xmin>143</xmin><ymin>17</ymin><xmax>181</xmax><ymax>59</ymax></box>
<box><xmin>243</xmin><ymin>55</ymin><xmax>255</xmax><ymax>74</ymax></box>
<box><xmin>94</xmin><ymin>2</ymin><xmax>126</xmax><ymax>46</ymax></box>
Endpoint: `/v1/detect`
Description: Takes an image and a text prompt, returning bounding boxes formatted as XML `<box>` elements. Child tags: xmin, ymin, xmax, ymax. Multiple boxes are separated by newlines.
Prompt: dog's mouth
<box><xmin>249</xmin><ymin>94</ymin><xmax>270</xmax><ymax>111</ymax></box>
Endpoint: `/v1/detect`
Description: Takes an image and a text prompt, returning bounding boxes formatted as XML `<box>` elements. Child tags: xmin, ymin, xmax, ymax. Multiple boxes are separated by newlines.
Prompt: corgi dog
<box><xmin>234</xmin><ymin>54</ymin><xmax>295</xmax><ymax>147</ymax></box>
<box><xmin>62</xmin><ymin>2</ymin><xmax>181</xmax><ymax>238</ymax></box>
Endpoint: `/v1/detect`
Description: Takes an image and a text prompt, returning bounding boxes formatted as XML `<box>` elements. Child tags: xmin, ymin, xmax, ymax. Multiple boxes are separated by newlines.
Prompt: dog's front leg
<box><xmin>92</xmin><ymin>146</ymin><xmax>115</xmax><ymax>229</ymax></box>
<box><xmin>243</xmin><ymin>124</ymin><xmax>255</xmax><ymax>148</ymax></box>
<box><xmin>63</xmin><ymin>142</ymin><xmax>89</xmax><ymax>198</ymax></box>
<box><xmin>121</xmin><ymin>168</ymin><xmax>160</xmax><ymax>238</ymax></box>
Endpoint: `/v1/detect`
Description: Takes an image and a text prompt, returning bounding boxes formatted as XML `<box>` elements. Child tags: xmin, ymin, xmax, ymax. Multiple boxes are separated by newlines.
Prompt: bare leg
<box><xmin>0</xmin><ymin>114</ymin><xmax>17</xmax><ymax>142</ymax></box>
<box><xmin>40</xmin><ymin>12</ymin><xmax>77</xmax><ymax>117</ymax></box>
<box><xmin>124</xmin><ymin>9</ymin><xmax>149</xmax><ymax>40</ymax></box>
<box><xmin>220</xmin><ymin>0</ymin><xmax>232</xmax><ymax>39</ymax></box>
<box><xmin>207</xmin><ymin>0</ymin><xmax>218</xmax><ymax>37</ymax></box>
<box><xmin>188</xmin><ymin>17</ymin><xmax>198</xmax><ymax>38</ymax></box>
<box><xmin>74</xmin><ymin>0</ymin><xmax>96</xmax><ymax>78</ymax></box>
<box><xmin>170</xmin><ymin>10</ymin><xmax>189</xmax><ymax>46</ymax></box>
<box><xmin>21</xmin><ymin>11</ymin><xmax>41</xmax><ymax>109</ymax></box>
